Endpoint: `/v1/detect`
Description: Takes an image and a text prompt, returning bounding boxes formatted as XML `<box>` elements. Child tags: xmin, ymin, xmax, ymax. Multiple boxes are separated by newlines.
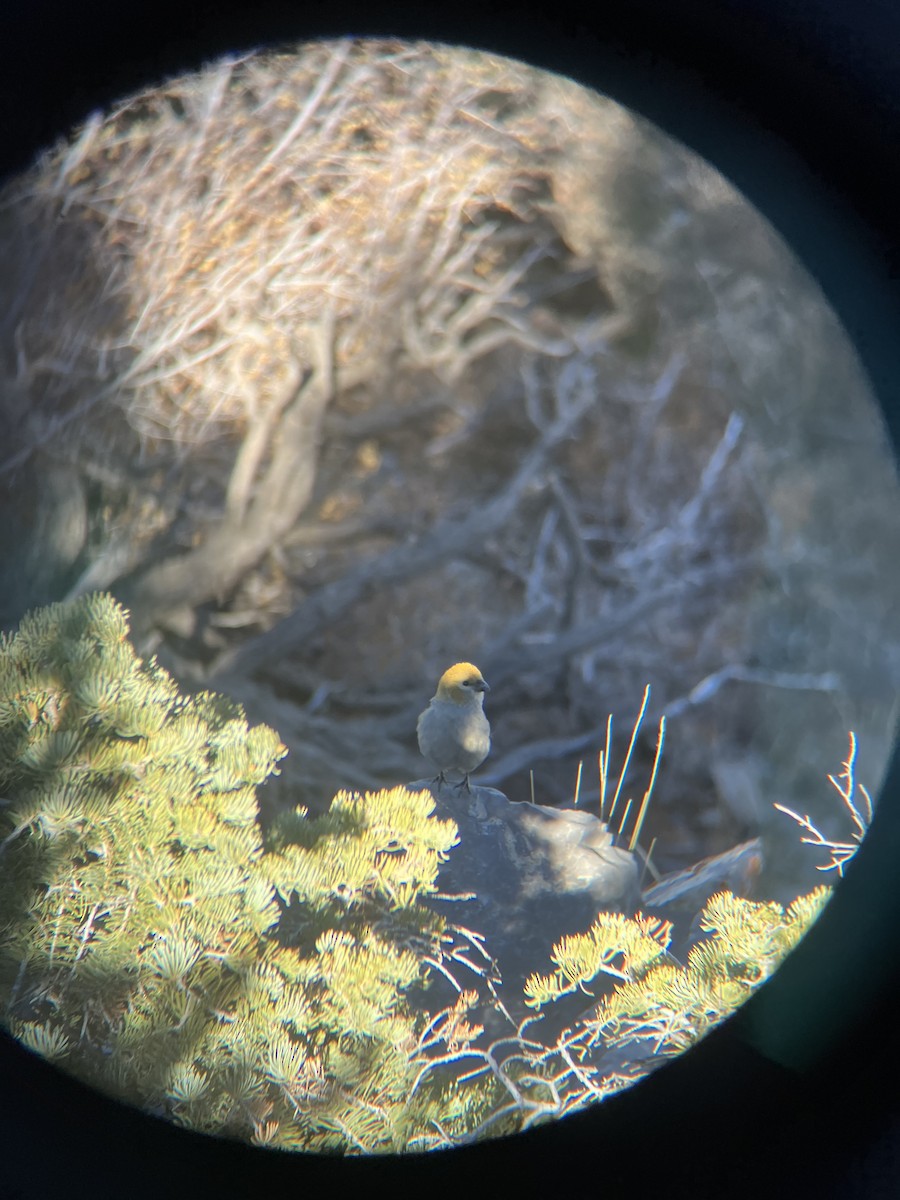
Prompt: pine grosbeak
<box><xmin>417</xmin><ymin>662</ymin><xmax>491</xmax><ymax>792</ymax></box>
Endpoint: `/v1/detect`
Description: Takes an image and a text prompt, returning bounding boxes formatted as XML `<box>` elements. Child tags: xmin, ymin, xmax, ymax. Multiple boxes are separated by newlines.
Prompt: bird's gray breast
<box><xmin>417</xmin><ymin>700</ymin><xmax>490</xmax><ymax>770</ymax></box>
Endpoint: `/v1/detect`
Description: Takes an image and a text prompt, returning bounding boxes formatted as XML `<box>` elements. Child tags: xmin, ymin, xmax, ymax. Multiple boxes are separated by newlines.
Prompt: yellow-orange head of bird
<box><xmin>434</xmin><ymin>662</ymin><xmax>490</xmax><ymax>705</ymax></box>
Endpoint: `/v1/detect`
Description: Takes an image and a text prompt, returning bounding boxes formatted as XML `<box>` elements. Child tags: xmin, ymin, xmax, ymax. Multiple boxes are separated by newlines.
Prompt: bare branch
<box><xmin>125</xmin><ymin>313</ymin><xmax>336</xmax><ymax>629</ymax></box>
<box><xmin>665</xmin><ymin>665</ymin><xmax>842</xmax><ymax>719</ymax></box>
<box><xmin>210</xmin><ymin>380</ymin><xmax>595</xmax><ymax>683</ymax></box>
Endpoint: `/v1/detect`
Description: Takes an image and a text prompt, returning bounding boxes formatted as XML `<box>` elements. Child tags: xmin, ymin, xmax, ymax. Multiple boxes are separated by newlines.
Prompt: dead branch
<box><xmin>210</xmin><ymin>382</ymin><xmax>596</xmax><ymax>686</ymax></box>
<box><xmin>484</xmin><ymin>553</ymin><xmax>757</xmax><ymax>689</ymax></box>
<box><xmin>665</xmin><ymin>665</ymin><xmax>843</xmax><ymax>719</ymax></box>
<box><xmin>124</xmin><ymin>312</ymin><xmax>336</xmax><ymax>631</ymax></box>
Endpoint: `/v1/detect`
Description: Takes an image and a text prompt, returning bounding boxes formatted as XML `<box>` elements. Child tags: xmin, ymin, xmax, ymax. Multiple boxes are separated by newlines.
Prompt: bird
<box><xmin>417</xmin><ymin>662</ymin><xmax>491</xmax><ymax>792</ymax></box>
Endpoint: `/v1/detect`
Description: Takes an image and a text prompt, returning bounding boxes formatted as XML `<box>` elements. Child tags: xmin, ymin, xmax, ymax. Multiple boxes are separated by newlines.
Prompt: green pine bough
<box><xmin>0</xmin><ymin>593</ymin><xmax>503</xmax><ymax>1151</ymax></box>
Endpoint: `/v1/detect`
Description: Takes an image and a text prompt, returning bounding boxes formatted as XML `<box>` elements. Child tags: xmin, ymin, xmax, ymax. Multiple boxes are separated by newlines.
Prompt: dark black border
<box><xmin>1</xmin><ymin>2</ymin><xmax>899</xmax><ymax>1196</ymax></box>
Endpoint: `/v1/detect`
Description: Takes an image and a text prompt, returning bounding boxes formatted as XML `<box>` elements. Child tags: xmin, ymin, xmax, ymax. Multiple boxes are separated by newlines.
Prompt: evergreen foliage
<box><xmin>401</xmin><ymin>888</ymin><xmax>832</xmax><ymax>1139</ymax></box>
<box><xmin>0</xmin><ymin>593</ymin><xmax>504</xmax><ymax>1151</ymax></box>
<box><xmin>482</xmin><ymin>887</ymin><xmax>832</xmax><ymax>1124</ymax></box>
<box><xmin>524</xmin><ymin>889</ymin><xmax>829</xmax><ymax>1038</ymax></box>
<box><xmin>580</xmin><ymin>889</ymin><xmax>828</xmax><ymax>1051</ymax></box>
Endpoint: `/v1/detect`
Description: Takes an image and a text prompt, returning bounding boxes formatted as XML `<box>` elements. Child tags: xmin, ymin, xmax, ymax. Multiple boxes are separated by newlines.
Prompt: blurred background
<box><xmin>0</xmin><ymin>38</ymin><xmax>897</xmax><ymax>892</ymax></box>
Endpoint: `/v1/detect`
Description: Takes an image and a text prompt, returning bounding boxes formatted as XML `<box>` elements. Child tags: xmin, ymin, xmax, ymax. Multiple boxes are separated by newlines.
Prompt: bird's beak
<box><xmin>477</xmin><ymin>679</ymin><xmax>490</xmax><ymax>692</ymax></box>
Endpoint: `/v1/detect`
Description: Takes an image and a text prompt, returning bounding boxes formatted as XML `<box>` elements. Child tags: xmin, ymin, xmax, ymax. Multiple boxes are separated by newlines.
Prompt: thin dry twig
<box><xmin>774</xmin><ymin>731</ymin><xmax>872</xmax><ymax>877</ymax></box>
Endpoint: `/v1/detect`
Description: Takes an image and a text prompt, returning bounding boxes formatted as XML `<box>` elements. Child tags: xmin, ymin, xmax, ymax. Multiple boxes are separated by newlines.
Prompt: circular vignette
<box><xmin>0</xmin><ymin>2</ymin><xmax>898</xmax><ymax>1196</ymax></box>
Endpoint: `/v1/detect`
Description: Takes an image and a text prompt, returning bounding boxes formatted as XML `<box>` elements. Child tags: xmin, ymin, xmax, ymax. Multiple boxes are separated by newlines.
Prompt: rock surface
<box><xmin>413</xmin><ymin>780</ymin><xmax>640</xmax><ymax>1027</ymax></box>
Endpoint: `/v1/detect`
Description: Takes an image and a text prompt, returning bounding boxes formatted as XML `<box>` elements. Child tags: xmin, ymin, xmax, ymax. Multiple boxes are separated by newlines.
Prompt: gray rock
<box><xmin>412</xmin><ymin>780</ymin><xmax>640</xmax><ymax>1027</ymax></box>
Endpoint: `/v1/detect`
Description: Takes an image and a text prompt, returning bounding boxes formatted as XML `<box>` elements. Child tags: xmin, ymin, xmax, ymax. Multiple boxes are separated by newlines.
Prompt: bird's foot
<box><xmin>453</xmin><ymin>774</ymin><xmax>472</xmax><ymax>794</ymax></box>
